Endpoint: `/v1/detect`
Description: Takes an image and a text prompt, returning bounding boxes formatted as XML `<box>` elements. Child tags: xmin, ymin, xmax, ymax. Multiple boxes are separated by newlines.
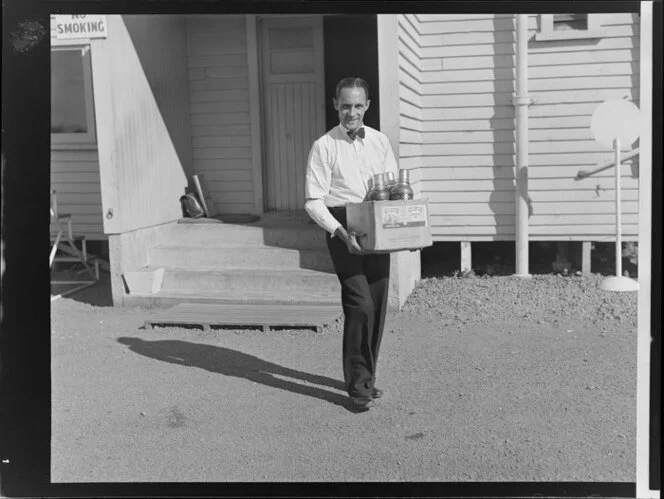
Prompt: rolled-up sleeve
<box><xmin>305</xmin><ymin>140</ymin><xmax>330</xmax><ymax>201</ymax></box>
<box><xmin>304</xmin><ymin>198</ymin><xmax>341</xmax><ymax>235</ymax></box>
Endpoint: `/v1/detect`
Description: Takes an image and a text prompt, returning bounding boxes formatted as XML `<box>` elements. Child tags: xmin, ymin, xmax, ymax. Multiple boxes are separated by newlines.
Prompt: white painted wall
<box><xmin>90</xmin><ymin>15</ymin><xmax>193</xmax><ymax>235</ymax></box>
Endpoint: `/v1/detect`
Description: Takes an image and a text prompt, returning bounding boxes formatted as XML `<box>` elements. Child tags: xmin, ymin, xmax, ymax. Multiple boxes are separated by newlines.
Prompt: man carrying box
<box><xmin>304</xmin><ymin>77</ymin><xmax>398</xmax><ymax>410</ymax></box>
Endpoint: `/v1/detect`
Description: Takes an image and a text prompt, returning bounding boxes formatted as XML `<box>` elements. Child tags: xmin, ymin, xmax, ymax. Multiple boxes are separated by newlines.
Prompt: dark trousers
<box><xmin>326</xmin><ymin>206</ymin><xmax>391</xmax><ymax>398</ymax></box>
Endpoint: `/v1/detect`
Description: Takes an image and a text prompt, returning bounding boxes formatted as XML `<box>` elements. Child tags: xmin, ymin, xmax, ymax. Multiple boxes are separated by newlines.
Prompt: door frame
<box><xmin>256</xmin><ymin>14</ymin><xmax>326</xmax><ymax>212</ymax></box>
<box><xmin>246</xmin><ymin>15</ymin><xmax>264</xmax><ymax>215</ymax></box>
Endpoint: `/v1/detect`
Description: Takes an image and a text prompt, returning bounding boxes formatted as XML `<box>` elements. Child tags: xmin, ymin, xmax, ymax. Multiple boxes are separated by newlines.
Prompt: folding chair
<box><xmin>50</xmin><ymin>189</ymin><xmax>99</xmax><ymax>300</ymax></box>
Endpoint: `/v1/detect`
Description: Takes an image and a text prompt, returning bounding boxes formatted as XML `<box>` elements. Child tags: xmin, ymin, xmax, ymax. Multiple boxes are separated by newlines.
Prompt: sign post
<box><xmin>589</xmin><ymin>99</ymin><xmax>641</xmax><ymax>292</ymax></box>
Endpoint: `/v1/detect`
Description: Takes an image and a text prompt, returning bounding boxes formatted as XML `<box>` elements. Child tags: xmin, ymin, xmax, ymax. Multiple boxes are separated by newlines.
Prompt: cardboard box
<box><xmin>346</xmin><ymin>198</ymin><xmax>433</xmax><ymax>253</ymax></box>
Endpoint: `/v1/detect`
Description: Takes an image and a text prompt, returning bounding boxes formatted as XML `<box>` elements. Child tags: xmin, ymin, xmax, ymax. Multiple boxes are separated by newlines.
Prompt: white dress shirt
<box><xmin>304</xmin><ymin>124</ymin><xmax>399</xmax><ymax>235</ymax></box>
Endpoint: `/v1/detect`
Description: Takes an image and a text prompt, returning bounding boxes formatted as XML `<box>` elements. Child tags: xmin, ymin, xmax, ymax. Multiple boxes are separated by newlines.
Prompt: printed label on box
<box><xmin>381</xmin><ymin>204</ymin><xmax>428</xmax><ymax>228</ymax></box>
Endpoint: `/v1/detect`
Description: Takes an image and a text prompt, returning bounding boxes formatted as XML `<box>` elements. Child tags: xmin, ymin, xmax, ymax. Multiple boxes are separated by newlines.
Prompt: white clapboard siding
<box><xmin>398</xmin><ymin>15</ymin><xmax>424</xmax><ymax>194</ymax></box>
<box><xmin>418</xmin><ymin>160</ymin><xmax>638</xmax><ymax>179</ymax></box>
<box><xmin>422</xmin><ymin>67</ymin><xmax>515</xmax><ymax>83</ymax></box>
<box><xmin>423</xmin><ymin>106</ymin><xmax>515</xmax><ymax>121</ymax></box>
<box><xmin>192</xmin><ymin>148</ymin><xmax>251</xmax><ymax>160</ymax></box>
<box><xmin>192</xmin><ymin>158</ymin><xmax>253</xmax><ymax>171</ymax></box>
<box><xmin>417</xmin><ymin>154</ymin><xmax>634</xmax><ymax>169</ymax></box>
<box><xmin>423</xmin><ymin>178</ymin><xmax>639</xmax><ymax>194</ymax></box>
<box><xmin>192</xmin><ymin>124</ymin><xmax>251</xmax><ymax>137</ymax></box>
<box><xmin>410</xmin><ymin>12</ymin><xmax>641</xmax><ymax>240</ymax></box>
<box><xmin>400</xmin><ymin>115</ymin><xmax>424</xmax><ymax>132</ymax></box>
<box><xmin>186</xmin><ymin>16</ymin><xmax>255</xmax><ymax>214</ymax></box>
<box><xmin>529</xmin><ymin>62</ymin><xmax>636</xmax><ymax>79</ymax></box>
<box><xmin>416</xmin><ymin>16</ymin><xmax>517</xmax><ymax>36</ymax></box>
<box><xmin>421</xmin><ymin>187</ymin><xmax>639</xmax><ymax>203</ymax></box>
<box><xmin>51</xmin><ymin>149</ymin><xmax>105</xmax><ymax>240</ymax></box>
<box><xmin>421</xmin><ymin>30</ymin><xmax>517</xmax><ymax>48</ymax></box>
<box><xmin>423</xmin><ymin>55</ymin><xmax>516</xmax><ymax>72</ymax></box>
<box><xmin>526</xmin><ymin>10</ymin><xmax>640</xmax><ymax>238</ymax></box>
<box><xmin>190</xmin><ymin>112</ymin><xmax>250</xmax><ymax>127</ymax></box>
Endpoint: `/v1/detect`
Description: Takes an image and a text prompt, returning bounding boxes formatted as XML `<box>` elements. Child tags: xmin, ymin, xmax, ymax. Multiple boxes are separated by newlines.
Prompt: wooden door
<box><xmin>260</xmin><ymin>17</ymin><xmax>326</xmax><ymax>211</ymax></box>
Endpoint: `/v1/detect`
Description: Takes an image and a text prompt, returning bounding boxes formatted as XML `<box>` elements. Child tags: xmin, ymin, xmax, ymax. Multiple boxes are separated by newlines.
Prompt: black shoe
<box><xmin>371</xmin><ymin>387</ymin><xmax>384</xmax><ymax>399</ymax></box>
<box><xmin>351</xmin><ymin>396</ymin><xmax>375</xmax><ymax>409</ymax></box>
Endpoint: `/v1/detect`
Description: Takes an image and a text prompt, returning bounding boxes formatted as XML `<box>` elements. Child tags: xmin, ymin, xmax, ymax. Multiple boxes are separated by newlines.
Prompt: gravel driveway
<box><xmin>51</xmin><ymin>273</ymin><xmax>637</xmax><ymax>483</ymax></box>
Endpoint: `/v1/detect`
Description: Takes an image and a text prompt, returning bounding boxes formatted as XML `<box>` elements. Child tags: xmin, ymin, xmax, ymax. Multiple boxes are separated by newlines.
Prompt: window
<box><xmin>268</xmin><ymin>27</ymin><xmax>315</xmax><ymax>74</ymax></box>
<box><xmin>51</xmin><ymin>45</ymin><xmax>96</xmax><ymax>145</ymax></box>
<box><xmin>535</xmin><ymin>14</ymin><xmax>606</xmax><ymax>41</ymax></box>
<box><xmin>553</xmin><ymin>14</ymin><xmax>588</xmax><ymax>31</ymax></box>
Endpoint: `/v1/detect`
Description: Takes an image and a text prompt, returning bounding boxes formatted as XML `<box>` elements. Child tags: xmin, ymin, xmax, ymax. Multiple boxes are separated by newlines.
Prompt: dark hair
<box><xmin>335</xmin><ymin>77</ymin><xmax>370</xmax><ymax>100</ymax></box>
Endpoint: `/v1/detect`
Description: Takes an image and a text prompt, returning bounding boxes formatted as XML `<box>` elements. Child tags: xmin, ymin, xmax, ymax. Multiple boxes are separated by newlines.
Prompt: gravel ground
<box><xmin>403</xmin><ymin>273</ymin><xmax>638</xmax><ymax>331</ymax></box>
<box><xmin>51</xmin><ymin>272</ymin><xmax>637</xmax><ymax>483</ymax></box>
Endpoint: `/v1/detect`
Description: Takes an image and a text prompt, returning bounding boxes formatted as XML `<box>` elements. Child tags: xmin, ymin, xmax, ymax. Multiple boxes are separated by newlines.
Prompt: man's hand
<box><xmin>335</xmin><ymin>226</ymin><xmax>364</xmax><ymax>255</ymax></box>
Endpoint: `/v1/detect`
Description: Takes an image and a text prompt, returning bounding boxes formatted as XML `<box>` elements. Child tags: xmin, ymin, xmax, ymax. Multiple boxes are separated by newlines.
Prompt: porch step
<box><xmin>162</xmin><ymin>220</ymin><xmax>329</xmax><ymax>250</ymax></box>
<box><xmin>124</xmin><ymin>288</ymin><xmax>340</xmax><ymax>308</ymax></box>
<box><xmin>158</xmin><ymin>267</ymin><xmax>340</xmax><ymax>294</ymax></box>
<box><xmin>149</xmin><ymin>244</ymin><xmax>334</xmax><ymax>272</ymax></box>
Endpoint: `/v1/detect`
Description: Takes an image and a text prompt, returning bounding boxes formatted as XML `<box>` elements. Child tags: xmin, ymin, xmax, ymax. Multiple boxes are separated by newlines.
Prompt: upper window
<box><xmin>51</xmin><ymin>45</ymin><xmax>96</xmax><ymax>145</ymax></box>
<box><xmin>535</xmin><ymin>14</ymin><xmax>606</xmax><ymax>41</ymax></box>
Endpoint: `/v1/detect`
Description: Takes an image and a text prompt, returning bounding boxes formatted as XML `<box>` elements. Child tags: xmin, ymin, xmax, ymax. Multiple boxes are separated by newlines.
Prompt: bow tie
<box><xmin>347</xmin><ymin>127</ymin><xmax>365</xmax><ymax>140</ymax></box>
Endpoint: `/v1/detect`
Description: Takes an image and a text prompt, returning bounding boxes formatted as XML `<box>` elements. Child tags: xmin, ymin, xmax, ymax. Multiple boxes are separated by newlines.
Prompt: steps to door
<box><xmin>149</xmin><ymin>245</ymin><xmax>334</xmax><ymax>272</ymax></box>
<box><xmin>159</xmin><ymin>268</ymin><xmax>339</xmax><ymax>293</ymax></box>
<box><xmin>126</xmin><ymin>219</ymin><xmax>341</xmax><ymax>308</ymax></box>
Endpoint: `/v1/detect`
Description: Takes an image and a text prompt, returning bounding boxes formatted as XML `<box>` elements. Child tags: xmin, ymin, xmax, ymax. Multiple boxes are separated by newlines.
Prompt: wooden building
<box><xmin>49</xmin><ymin>11</ymin><xmax>648</xmax><ymax>308</ymax></box>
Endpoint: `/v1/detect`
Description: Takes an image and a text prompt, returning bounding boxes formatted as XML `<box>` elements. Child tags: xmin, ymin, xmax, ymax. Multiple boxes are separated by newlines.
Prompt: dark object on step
<box><xmin>180</xmin><ymin>192</ymin><xmax>205</xmax><ymax>219</ymax></box>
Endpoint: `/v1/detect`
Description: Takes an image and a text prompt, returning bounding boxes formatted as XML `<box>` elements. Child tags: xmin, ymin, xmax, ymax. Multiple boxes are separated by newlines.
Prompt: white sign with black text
<box><xmin>54</xmin><ymin>15</ymin><xmax>107</xmax><ymax>39</ymax></box>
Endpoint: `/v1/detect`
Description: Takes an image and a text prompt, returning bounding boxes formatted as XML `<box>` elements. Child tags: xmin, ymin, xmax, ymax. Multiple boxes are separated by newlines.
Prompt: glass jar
<box><xmin>368</xmin><ymin>173</ymin><xmax>390</xmax><ymax>201</ymax></box>
<box><xmin>389</xmin><ymin>169</ymin><xmax>414</xmax><ymax>200</ymax></box>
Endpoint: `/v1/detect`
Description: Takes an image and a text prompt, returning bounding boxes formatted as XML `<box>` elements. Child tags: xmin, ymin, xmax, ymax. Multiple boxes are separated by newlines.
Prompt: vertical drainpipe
<box><xmin>514</xmin><ymin>14</ymin><xmax>531</xmax><ymax>276</ymax></box>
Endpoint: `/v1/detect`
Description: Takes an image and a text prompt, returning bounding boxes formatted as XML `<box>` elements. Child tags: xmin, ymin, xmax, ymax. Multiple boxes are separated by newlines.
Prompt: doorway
<box><xmin>259</xmin><ymin>16</ymin><xmax>326</xmax><ymax>212</ymax></box>
<box><xmin>323</xmin><ymin>14</ymin><xmax>380</xmax><ymax>131</ymax></box>
<box><xmin>258</xmin><ymin>14</ymin><xmax>380</xmax><ymax>213</ymax></box>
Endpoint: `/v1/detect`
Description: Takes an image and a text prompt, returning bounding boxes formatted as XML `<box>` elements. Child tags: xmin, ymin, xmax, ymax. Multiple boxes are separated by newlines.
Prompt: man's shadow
<box><xmin>117</xmin><ymin>337</ymin><xmax>365</xmax><ymax>412</ymax></box>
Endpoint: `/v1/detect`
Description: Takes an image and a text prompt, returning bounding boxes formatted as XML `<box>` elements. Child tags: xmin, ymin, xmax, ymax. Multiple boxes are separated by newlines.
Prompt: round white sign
<box><xmin>590</xmin><ymin>99</ymin><xmax>641</xmax><ymax>149</ymax></box>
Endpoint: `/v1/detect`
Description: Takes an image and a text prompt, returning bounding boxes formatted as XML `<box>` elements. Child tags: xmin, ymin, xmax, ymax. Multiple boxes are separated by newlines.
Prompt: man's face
<box><xmin>333</xmin><ymin>86</ymin><xmax>370</xmax><ymax>132</ymax></box>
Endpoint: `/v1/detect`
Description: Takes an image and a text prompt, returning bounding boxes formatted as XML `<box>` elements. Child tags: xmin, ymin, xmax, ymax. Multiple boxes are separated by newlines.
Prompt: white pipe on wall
<box><xmin>514</xmin><ymin>14</ymin><xmax>531</xmax><ymax>276</ymax></box>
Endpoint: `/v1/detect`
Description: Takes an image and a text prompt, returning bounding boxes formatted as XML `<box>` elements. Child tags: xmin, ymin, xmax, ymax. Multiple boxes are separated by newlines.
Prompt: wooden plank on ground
<box><xmin>145</xmin><ymin>303</ymin><xmax>343</xmax><ymax>333</ymax></box>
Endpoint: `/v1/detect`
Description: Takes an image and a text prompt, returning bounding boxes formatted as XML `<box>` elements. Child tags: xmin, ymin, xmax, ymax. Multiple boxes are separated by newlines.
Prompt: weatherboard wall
<box><xmin>413</xmin><ymin>13</ymin><xmax>640</xmax><ymax>242</ymax></box>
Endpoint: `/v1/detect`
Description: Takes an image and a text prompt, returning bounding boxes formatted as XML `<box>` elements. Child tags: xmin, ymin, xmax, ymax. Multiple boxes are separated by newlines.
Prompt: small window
<box><xmin>535</xmin><ymin>13</ymin><xmax>606</xmax><ymax>41</ymax></box>
<box><xmin>553</xmin><ymin>14</ymin><xmax>588</xmax><ymax>31</ymax></box>
<box><xmin>51</xmin><ymin>45</ymin><xmax>96</xmax><ymax>145</ymax></box>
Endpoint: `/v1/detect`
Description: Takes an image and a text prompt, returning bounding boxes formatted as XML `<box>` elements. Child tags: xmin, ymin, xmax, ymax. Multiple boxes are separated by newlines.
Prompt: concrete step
<box><xmin>124</xmin><ymin>288</ymin><xmax>341</xmax><ymax>309</ymax></box>
<box><xmin>161</xmin><ymin>221</ymin><xmax>329</xmax><ymax>250</ymax></box>
<box><xmin>157</xmin><ymin>267</ymin><xmax>340</xmax><ymax>294</ymax></box>
<box><xmin>149</xmin><ymin>245</ymin><xmax>334</xmax><ymax>272</ymax></box>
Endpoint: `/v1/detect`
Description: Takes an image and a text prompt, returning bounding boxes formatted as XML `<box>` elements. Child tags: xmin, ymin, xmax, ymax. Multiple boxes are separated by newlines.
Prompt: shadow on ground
<box><xmin>51</xmin><ymin>270</ymin><xmax>114</xmax><ymax>307</ymax></box>
<box><xmin>116</xmin><ymin>337</ymin><xmax>367</xmax><ymax>413</ymax></box>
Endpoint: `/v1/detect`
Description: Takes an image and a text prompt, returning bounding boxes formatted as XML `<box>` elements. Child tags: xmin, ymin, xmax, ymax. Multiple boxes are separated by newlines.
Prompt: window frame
<box><xmin>535</xmin><ymin>13</ymin><xmax>607</xmax><ymax>41</ymax></box>
<box><xmin>50</xmin><ymin>43</ymin><xmax>97</xmax><ymax>147</ymax></box>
